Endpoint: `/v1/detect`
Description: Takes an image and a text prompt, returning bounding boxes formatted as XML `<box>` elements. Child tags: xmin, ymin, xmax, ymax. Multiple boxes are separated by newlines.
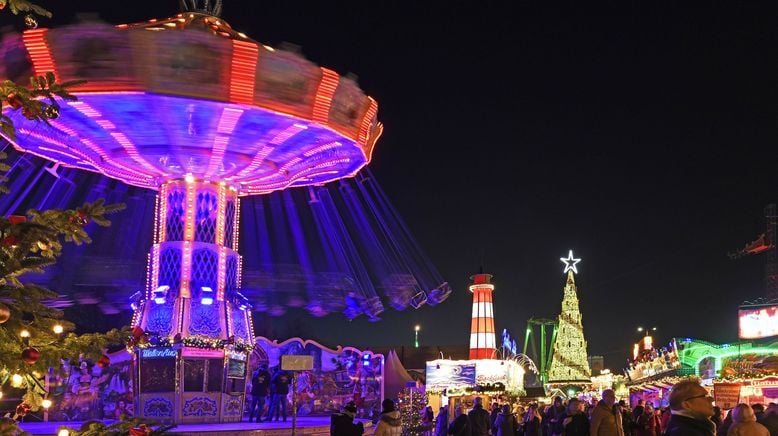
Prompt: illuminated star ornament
<box><xmin>560</xmin><ymin>250</ymin><xmax>581</xmax><ymax>274</ymax></box>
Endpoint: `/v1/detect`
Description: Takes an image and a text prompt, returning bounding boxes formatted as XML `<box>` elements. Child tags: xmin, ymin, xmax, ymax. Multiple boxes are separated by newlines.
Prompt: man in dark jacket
<box><xmin>548</xmin><ymin>397</ymin><xmax>566</xmax><ymax>436</ymax></box>
<box><xmin>267</xmin><ymin>369</ymin><xmax>290</xmax><ymax>422</ymax></box>
<box><xmin>664</xmin><ymin>380</ymin><xmax>715</xmax><ymax>436</ymax></box>
<box><xmin>330</xmin><ymin>401</ymin><xmax>364</xmax><ymax>436</ymax></box>
<box><xmin>468</xmin><ymin>396</ymin><xmax>491</xmax><ymax>436</ymax></box>
<box><xmin>248</xmin><ymin>364</ymin><xmax>271</xmax><ymax>422</ymax></box>
<box><xmin>758</xmin><ymin>404</ymin><xmax>778</xmax><ymax>436</ymax></box>
<box><xmin>449</xmin><ymin>405</ymin><xmax>470</xmax><ymax>436</ymax></box>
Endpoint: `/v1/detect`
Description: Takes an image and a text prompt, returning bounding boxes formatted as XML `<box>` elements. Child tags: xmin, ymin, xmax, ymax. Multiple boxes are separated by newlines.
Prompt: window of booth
<box><xmin>207</xmin><ymin>358</ymin><xmax>223</xmax><ymax>392</ymax></box>
<box><xmin>184</xmin><ymin>359</ymin><xmax>205</xmax><ymax>392</ymax></box>
<box><xmin>183</xmin><ymin>358</ymin><xmax>224</xmax><ymax>392</ymax></box>
<box><xmin>140</xmin><ymin>357</ymin><xmax>176</xmax><ymax>393</ymax></box>
<box><xmin>225</xmin><ymin>357</ymin><xmax>246</xmax><ymax>394</ymax></box>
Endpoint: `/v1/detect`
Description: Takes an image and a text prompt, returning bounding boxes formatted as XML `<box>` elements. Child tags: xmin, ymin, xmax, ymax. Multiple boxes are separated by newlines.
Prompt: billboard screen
<box><xmin>739</xmin><ymin>305</ymin><xmax>778</xmax><ymax>339</ymax></box>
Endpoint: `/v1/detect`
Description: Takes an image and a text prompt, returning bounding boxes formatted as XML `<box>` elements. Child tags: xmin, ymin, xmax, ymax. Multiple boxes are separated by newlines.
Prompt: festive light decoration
<box><xmin>398</xmin><ymin>388</ymin><xmax>424</xmax><ymax>435</ymax></box>
<box><xmin>560</xmin><ymin>250</ymin><xmax>581</xmax><ymax>274</ymax></box>
<box><xmin>547</xmin><ymin>264</ymin><xmax>592</xmax><ymax>383</ymax></box>
<box><xmin>52</xmin><ymin>324</ymin><xmax>63</xmax><ymax>334</ymax></box>
<box><xmin>10</xmin><ymin>374</ymin><xmax>23</xmax><ymax>388</ymax></box>
<box><xmin>469</xmin><ymin>272</ymin><xmax>496</xmax><ymax>359</ymax></box>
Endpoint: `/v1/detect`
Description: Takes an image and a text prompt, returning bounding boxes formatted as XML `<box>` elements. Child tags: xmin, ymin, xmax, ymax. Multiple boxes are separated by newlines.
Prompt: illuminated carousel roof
<box><xmin>0</xmin><ymin>14</ymin><xmax>382</xmax><ymax>194</ymax></box>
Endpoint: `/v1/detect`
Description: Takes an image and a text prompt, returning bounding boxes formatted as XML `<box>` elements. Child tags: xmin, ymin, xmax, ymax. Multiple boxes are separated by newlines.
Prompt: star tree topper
<box><xmin>560</xmin><ymin>250</ymin><xmax>581</xmax><ymax>274</ymax></box>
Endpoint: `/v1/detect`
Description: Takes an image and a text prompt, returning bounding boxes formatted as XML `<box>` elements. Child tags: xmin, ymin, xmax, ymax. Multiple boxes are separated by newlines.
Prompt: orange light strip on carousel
<box><xmin>358</xmin><ymin>98</ymin><xmax>379</xmax><ymax>160</ymax></box>
<box><xmin>181</xmin><ymin>180</ymin><xmax>196</xmax><ymax>298</ymax></box>
<box><xmin>312</xmin><ymin>68</ymin><xmax>339</xmax><ymax>123</ymax></box>
<box><xmin>217</xmin><ymin>246</ymin><xmax>227</xmax><ymax>301</ymax></box>
<box><xmin>158</xmin><ymin>183</ymin><xmax>169</xmax><ymax>243</ymax></box>
<box><xmin>230</xmin><ymin>40</ymin><xmax>259</xmax><ymax>104</ymax></box>
<box><xmin>22</xmin><ymin>29</ymin><xmax>58</xmax><ymax>80</ymax></box>
<box><xmin>205</xmin><ymin>108</ymin><xmax>243</xmax><ymax>178</ymax></box>
<box><xmin>215</xmin><ymin>184</ymin><xmax>227</xmax><ymax>246</ymax></box>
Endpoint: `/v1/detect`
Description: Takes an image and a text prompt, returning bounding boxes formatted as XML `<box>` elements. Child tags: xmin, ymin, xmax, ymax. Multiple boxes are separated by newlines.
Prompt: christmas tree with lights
<box><xmin>547</xmin><ymin>251</ymin><xmax>592</xmax><ymax>383</ymax></box>
<box><xmin>398</xmin><ymin>387</ymin><xmax>425</xmax><ymax>436</ymax></box>
<box><xmin>0</xmin><ymin>0</ymin><xmax>129</xmax><ymax>420</ymax></box>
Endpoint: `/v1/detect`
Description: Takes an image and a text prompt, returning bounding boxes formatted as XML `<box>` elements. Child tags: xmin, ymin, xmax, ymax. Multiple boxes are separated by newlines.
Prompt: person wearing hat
<box><xmin>330</xmin><ymin>401</ymin><xmax>364</xmax><ymax>436</ymax></box>
<box><xmin>375</xmin><ymin>398</ymin><xmax>403</xmax><ymax>435</ymax></box>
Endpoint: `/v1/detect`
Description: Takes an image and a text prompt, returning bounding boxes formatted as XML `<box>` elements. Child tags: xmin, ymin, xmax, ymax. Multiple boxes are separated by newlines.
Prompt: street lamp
<box><xmin>414</xmin><ymin>325</ymin><xmax>420</xmax><ymax>348</ymax></box>
<box><xmin>636</xmin><ymin>326</ymin><xmax>657</xmax><ymax>336</ymax></box>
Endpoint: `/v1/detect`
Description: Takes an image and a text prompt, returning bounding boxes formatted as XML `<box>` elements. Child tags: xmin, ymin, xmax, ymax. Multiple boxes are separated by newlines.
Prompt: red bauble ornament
<box><xmin>6</xmin><ymin>93</ymin><xmax>22</xmax><ymax>110</ymax></box>
<box><xmin>132</xmin><ymin>326</ymin><xmax>144</xmax><ymax>339</ymax></box>
<box><xmin>97</xmin><ymin>355</ymin><xmax>110</xmax><ymax>368</ymax></box>
<box><xmin>0</xmin><ymin>302</ymin><xmax>9</xmax><ymax>324</ymax></box>
<box><xmin>21</xmin><ymin>347</ymin><xmax>40</xmax><ymax>364</ymax></box>
<box><xmin>2</xmin><ymin>235</ymin><xmax>18</xmax><ymax>247</ymax></box>
<box><xmin>129</xmin><ymin>424</ymin><xmax>152</xmax><ymax>436</ymax></box>
<box><xmin>15</xmin><ymin>403</ymin><xmax>30</xmax><ymax>417</ymax></box>
<box><xmin>7</xmin><ymin>215</ymin><xmax>26</xmax><ymax>225</ymax></box>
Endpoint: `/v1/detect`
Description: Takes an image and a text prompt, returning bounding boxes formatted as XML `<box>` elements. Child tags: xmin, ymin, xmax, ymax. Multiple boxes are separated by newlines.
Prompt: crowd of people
<box><xmin>427</xmin><ymin>380</ymin><xmax>778</xmax><ymax>436</ymax></box>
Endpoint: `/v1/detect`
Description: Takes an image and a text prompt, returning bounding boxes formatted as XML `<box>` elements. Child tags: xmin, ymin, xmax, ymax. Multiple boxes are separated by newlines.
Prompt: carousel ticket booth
<box><xmin>134</xmin><ymin>340</ymin><xmax>252</xmax><ymax>423</ymax></box>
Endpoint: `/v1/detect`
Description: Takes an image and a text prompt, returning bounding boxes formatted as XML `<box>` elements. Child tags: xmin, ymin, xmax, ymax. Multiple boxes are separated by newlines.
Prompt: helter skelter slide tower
<box><xmin>0</xmin><ymin>0</ymin><xmax>422</xmax><ymax>423</ymax></box>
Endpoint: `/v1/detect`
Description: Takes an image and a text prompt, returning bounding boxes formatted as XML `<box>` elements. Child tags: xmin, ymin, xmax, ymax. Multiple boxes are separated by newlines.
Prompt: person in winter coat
<box><xmin>375</xmin><ymin>398</ymin><xmax>403</xmax><ymax>436</ymax></box>
<box><xmin>493</xmin><ymin>404</ymin><xmax>518</xmax><ymax>436</ymax></box>
<box><xmin>548</xmin><ymin>397</ymin><xmax>566</xmax><ymax>436</ymax></box>
<box><xmin>524</xmin><ymin>404</ymin><xmax>543</xmax><ymax>436</ymax></box>
<box><xmin>449</xmin><ymin>405</ymin><xmax>470</xmax><ymax>436</ymax></box>
<box><xmin>435</xmin><ymin>405</ymin><xmax>449</xmax><ymax>436</ymax></box>
<box><xmin>591</xmin><ymin>390</ymin><xmax>623</xmax><ymax>436</ymax></box>
<box><xmin>664</xmin><ymin>380</ymin><xmax>715</xmax><ymax>436</ymax></box>
<box><xmin>634</xmin><ymin>404</ymin><xmax>658</xmax><ymax>436</ymax></box>
<box><xmin>728</xmin><ymin>404</ymin><xmax>769</xmax><ymax>436</ymax></box>
<box><xmin>719</xmin><ymin>410</ymin><xmax>735</xmax><ymax>436</ymax></box>
<box><xmin>469</xmin><ymin>397</ymin><xmax>492</xmax><ymax>436</ymax></box>
<box><xmin>758</xmin><ymin>404</ymin><xmax>778</xmax><ymax>436</ymax></box>
<box><xmin>330</xmin><ymin>401</ymin><xmax>364</xmax><ymax>436</ymax></box>
<box><xmin>563</xmin><ymin>398</ymin><xmax>590</xmax><ymax>436</ymax></box>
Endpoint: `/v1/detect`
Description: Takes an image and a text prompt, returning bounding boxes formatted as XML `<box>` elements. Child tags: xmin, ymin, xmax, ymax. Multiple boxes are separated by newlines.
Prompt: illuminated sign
<box><xmin>425</xmin><ymin>361</ymin><xmax>476</xmax><ymax>390</ymax></box>
<box><xmin>739</xmin><ymin>306</ymin><xmax>778</xmax><ymax>339</ymax></box>
<box><xmin>141</xmin><ymin>348</ymin><xmax>178</xmax><ymax>359</ymax></box>
<box><xmin>425</xmin><ymin>359</ymin><xmax>524</xmax><ymax>393</ymax></box>
<box><xmin>560</xmin><ymin>250</ymin><xmax>581</xmax><ymax>274</ymax></box>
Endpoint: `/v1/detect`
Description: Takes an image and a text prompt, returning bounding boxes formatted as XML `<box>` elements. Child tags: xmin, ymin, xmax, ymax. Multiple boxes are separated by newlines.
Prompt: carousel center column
<box><xmin>131</xmin><ymin>178</ymin><xmax>254</xmax><ymax>424</ymax></box>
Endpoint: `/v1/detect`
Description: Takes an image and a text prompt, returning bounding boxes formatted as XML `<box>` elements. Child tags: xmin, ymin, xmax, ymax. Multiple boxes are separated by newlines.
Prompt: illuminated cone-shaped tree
<box><xmin>398</xmin><ymin>387</ymin><xmax>424</xmax><ymax>436</ymax></box>
<box><xmin>547</xmin><ymin>251</ymin><xmax>591</xmax><ymax>383</ymax></box>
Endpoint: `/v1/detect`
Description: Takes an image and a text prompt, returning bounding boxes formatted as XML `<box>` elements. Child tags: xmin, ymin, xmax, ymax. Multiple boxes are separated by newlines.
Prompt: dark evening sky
<box><xmin>6</xmin><ymin>1</ymin><xmax>778</xmax><ymax>368</ymax></box>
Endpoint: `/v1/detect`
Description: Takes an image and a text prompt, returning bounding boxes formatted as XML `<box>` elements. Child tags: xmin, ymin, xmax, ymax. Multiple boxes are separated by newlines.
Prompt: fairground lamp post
<box><xmin>0</xmin><ymin>1</ymin><xmax>382</xmax><ymax>424</ymax></box>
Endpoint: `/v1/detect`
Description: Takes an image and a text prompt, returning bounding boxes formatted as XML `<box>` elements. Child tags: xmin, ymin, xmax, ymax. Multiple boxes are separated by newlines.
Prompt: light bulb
<box><xmin>19</xmin><ymin>330</ymin><xmax>30</xmax><ymax>338</ymax></box>
<box><xmin>10</xmin><ymin>374</ymin><xmax>23</xmax><ymax>387</ymax></box>
<box><xmin>53</xmin><ymin>324</ymin><xmax>63</xmax><ymax>334</ymax></box>
<box><xmin>42</xmin><ymin>399</ymin><xmax>52</xmax><ymax>409</ymax></box>
<box><xmin>58</xmin><ymin>430</ymin><xmax>70</xmax><ymax>436</ymax></box>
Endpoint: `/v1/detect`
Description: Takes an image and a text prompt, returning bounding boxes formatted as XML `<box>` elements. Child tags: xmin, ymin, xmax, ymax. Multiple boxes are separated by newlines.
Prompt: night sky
<box><xmin>5</xmin><ymin>1</ymin><xmax>778</xmax><ymax>369</ymax></box>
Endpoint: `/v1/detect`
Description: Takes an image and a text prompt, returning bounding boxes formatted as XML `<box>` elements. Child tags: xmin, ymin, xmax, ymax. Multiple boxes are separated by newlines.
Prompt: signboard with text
<box><xmin>714</xmin><ymin>382</ymin><xmax>742</xmax><ymax>409</ymax></box>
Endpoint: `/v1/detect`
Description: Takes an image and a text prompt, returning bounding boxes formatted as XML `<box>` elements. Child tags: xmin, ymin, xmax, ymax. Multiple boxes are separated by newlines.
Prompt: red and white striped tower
<box><xmin>469</xmin><ymin>272</ymin><xmax>497</xmax><ymax>359</ymax></box>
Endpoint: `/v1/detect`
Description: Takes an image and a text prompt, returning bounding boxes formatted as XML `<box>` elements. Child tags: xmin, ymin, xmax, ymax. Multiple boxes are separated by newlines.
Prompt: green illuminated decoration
<box><xmin>676</xmin><ymin>338</ymin><xmax>778</xmax><ymax>379</ymax></box>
